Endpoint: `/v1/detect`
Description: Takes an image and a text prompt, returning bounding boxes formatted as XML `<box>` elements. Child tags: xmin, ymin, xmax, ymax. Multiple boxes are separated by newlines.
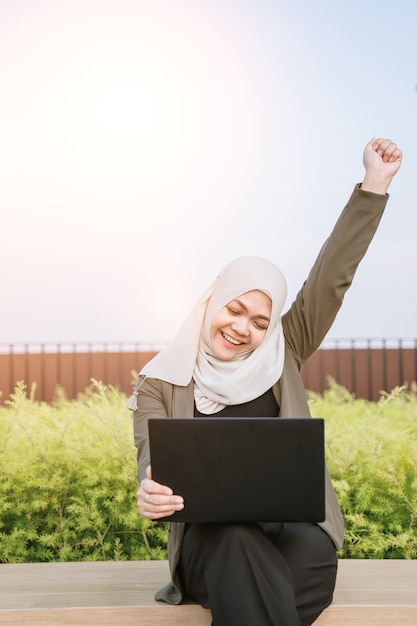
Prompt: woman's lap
<box><xmin>178</xmin><ymin>521</ymin><xmax>337</xmax><ymax>626</ymax></box>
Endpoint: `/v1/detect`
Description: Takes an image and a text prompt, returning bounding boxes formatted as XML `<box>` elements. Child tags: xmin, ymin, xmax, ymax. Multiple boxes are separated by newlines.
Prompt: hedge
<box><xmin>0</xmin><ymin>379</ymin><xmax>416</xmax><ymax>562</ymax></box>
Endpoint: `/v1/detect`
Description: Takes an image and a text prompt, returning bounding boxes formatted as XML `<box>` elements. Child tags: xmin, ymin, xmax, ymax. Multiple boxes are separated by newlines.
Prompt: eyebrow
<box><xmin>232</xmin><ymin>298</ymin><xmax>271</xmax><ymax>323</ymax></box>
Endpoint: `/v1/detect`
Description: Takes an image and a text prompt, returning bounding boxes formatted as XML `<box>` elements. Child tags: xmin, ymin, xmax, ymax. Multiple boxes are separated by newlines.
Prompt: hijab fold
<box><xmin>140</xmin><ymin>256</ymin><xmax>288</xmax><ymax>414</ymax></box>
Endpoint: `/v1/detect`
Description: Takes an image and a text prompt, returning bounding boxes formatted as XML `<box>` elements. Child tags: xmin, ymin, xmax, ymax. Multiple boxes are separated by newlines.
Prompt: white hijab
<box><xmin>140</xmin><ymin>256</ymin><xmax>287</xmax><ymax>414</ymax></box>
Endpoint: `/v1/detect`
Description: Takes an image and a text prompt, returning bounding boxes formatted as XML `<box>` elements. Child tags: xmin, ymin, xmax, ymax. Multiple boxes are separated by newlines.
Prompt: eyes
<box><xmin>226</xmin><ymin>305</ymin><xmax>269</xmax><ymax>331</ymax></box>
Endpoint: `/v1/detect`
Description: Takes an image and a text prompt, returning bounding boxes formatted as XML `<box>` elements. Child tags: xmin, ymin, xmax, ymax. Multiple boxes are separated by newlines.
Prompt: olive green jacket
<box><xmin>132</xmin><ymin>184</ymin><xmax>388</xmax><ymax>604</ymax></box>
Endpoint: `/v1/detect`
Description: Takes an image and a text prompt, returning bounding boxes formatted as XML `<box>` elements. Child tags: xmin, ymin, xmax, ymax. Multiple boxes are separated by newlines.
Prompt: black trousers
<box><xmin>178</xmin><ymin>522</ymin><xmax>338</xmax><ymax>626</ymax></box>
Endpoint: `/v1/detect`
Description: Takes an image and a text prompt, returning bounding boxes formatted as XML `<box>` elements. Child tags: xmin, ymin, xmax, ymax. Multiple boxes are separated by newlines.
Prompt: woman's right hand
<box><xmin>136</xmin><ymin>465</ymin><xmax>184</xmax><ymax>520</ymax></box>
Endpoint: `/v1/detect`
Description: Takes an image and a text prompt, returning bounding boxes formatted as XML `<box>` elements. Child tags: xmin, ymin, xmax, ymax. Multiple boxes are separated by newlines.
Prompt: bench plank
<box><xmin>1</xmin><ymin>605</ymin><xmax>417</xmax><ymax>626</ymax></box>
<box><xmin>0</xmin><ymin>559</ymin><xmax>416</xmax><ymax>625</ymax></box>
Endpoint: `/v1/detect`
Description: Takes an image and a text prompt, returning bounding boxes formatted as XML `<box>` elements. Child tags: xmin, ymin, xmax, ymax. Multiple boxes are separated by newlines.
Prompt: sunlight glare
<box><xmin>95</xmin><ymin>79</ymin><xmax>159</xmax><ymax>141</ymax></box>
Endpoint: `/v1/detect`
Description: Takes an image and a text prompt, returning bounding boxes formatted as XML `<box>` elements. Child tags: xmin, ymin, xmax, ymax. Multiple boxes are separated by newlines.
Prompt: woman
<box><xmin>130</xmin><ymin>137</ymin><xmax>402</xmax><ymax>625</ymax></box>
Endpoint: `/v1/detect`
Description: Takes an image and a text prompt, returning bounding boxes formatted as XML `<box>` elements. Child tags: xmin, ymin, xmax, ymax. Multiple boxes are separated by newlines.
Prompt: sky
<box><xmin>1</xmin><ymin>0</ymin><xmax>416</xmax><ymax>348</ymax></box>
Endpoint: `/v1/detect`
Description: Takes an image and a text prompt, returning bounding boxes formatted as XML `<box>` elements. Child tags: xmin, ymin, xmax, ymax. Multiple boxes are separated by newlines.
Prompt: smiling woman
<box><xmin>209</xmin><ymin>290</ymin><xmax>272</xmax><ymax>360</ymax></box>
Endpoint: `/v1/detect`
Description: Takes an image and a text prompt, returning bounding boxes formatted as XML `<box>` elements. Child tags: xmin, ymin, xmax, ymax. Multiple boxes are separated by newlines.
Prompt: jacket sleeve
<box><xmin>131</xmin><ymin>376</ymin><xmax>168</xmax><ymax>483</ymax></box>
<box><xmin>282</xmin><ymin>184</ymin><xmax>388</xmax><ymax>368</ymax></box>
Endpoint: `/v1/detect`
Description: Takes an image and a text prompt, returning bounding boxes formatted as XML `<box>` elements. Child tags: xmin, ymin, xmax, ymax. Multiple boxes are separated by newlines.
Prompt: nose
<box><xmin>231</xmin><ymin>316</ymin><xmax>250</xmax><ymax>336</ymax></box>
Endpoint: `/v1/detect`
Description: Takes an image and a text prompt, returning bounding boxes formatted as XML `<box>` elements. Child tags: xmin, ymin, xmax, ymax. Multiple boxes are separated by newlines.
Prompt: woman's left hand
<box><xmin>361</xmin><ymin>137</ymin><xmax>402</xmax><ymax>194</ymax></box>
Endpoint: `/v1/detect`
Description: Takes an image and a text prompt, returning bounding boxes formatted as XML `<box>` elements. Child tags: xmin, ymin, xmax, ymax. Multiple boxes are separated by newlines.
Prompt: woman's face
<box><xmin>209</xmin><ymin>290</ymin><xmax>272</xmax><ymax>360</ymax></box>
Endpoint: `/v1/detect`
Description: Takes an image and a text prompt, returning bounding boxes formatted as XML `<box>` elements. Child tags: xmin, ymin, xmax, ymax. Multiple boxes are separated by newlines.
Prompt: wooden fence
<box><xmin>0</xmin><ymin>339</ymin><xmax>416</xmax><ymax>403</ymax></box>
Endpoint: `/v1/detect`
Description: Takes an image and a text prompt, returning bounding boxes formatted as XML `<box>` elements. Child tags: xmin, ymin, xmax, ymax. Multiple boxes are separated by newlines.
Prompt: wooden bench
<box><xmin>0</xmin><ymin>559</ymin><xmax>416</xmax><ymax>625</ymax></box>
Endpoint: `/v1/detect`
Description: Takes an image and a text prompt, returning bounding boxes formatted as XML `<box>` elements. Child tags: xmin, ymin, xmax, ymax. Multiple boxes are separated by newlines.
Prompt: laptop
<box><xmin>148</xmin><ymin>417</ymin><xmax>325</xmax><ymax>523</ymax></box>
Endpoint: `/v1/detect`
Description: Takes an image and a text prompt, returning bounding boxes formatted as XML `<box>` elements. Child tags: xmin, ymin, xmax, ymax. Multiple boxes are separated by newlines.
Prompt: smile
<box><xmin>222</xmin><ymin>332</ymin><xmax>243</xmax><ymax>346</ymax></box>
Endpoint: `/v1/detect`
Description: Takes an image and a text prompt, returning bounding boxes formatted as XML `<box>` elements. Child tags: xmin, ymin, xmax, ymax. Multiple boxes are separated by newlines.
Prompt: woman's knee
<box><xmin>184</xmin><ymin>522</ymin><xmax>262</xmax><ymax>551</ymax></box>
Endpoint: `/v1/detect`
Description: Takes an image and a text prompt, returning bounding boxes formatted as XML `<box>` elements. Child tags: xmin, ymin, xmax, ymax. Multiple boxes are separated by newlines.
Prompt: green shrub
<box><xmin>0</xmin><ymin>379</ymin><xmax>416</xmax><ymax>562</ymax></box>
<box><xmin>309</xmin><ymin>380</ymin><xmax>417</xmax><ymax>559</ymax></box>
<box><xmin>0</xmin><ymin>381</ymin><xmax>167</xmax><ymax>563</ymax></box>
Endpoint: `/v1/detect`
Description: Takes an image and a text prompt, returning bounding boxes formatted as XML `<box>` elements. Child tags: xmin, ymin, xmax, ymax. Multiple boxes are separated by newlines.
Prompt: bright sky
<box><xmin>1</xmin><ymin>0</ymin><xmax>416</xmax><ymax>346</ymax></box>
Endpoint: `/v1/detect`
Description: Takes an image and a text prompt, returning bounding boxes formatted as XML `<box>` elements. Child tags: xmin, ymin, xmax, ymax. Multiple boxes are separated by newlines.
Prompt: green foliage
<box><xmin>0</xmin><ymin>380</ymin><xmax>167</xmax><ymax>563</ymax></box>
<box><xmin>1</xmin><ymin>378</ymin><xmax>416</xmax><ymax>562</ymax></box>
<box><xmin>309</xmin><ymin>380</ymin><xmax>417</xmax><ymax>559</ymax></box>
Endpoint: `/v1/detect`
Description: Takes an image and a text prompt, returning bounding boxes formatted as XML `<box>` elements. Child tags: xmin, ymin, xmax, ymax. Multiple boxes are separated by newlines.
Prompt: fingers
<box><xmin>138</xmin><ymin>491</ymin><xmax>184</xmax><ymax>520</ymax></box>
<box><xmin>362</xmin><ymin>136</ymin><xmax>402</xmax><ymax>193</ymax></box>
<box><xmin>136</xmin><ymin>475</ymin><xmax>184</xmax><ymax>520</ymax></box>
<box><xmin>370</xmin><ymin>137</ymin><xmax>402</xmax><ymax>163</ymax></box>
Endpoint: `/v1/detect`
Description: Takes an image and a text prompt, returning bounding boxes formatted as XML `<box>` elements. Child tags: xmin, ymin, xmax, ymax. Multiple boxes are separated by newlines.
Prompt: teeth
<box><xmin>222</xmin><ymin>332</ymin><xmax>242</xmax><ymax>345</ymax></box>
